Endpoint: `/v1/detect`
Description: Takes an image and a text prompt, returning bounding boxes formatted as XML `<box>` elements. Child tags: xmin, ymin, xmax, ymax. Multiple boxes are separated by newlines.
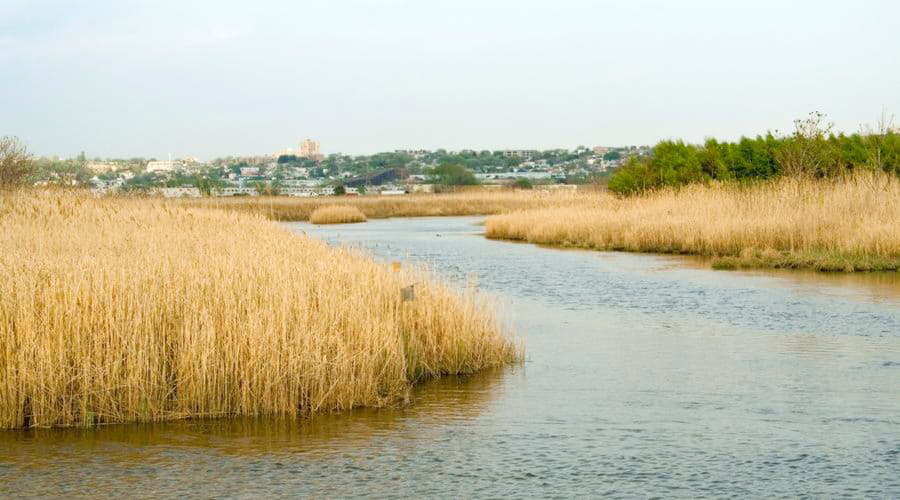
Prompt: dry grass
<box><xmin>178</xmin><ymin>189</ymin><xmax>590</xmax><ymax>221</ymax></box>
<box><xmin>309</xmin><ymin>205</ymin><xmax>367</xmax><ymax>224</ymax></box>
<box><xmin>485</xmin><ymin>173</ymin><xmax>900</xmax><ymax>271</ymax></box>
<box><xmin>0</xmin><ymin>190</ymin><xmax>521</xmax><ymax>429</ymax></box>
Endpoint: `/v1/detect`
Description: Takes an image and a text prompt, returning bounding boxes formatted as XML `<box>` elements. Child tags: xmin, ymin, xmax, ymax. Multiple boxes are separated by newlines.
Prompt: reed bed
<box><xmin>178</xmin><ymin>189</ymin><xmax>590</xmax><ymax>221</ymax></box>
<box><xmin>0</xmin><ymin>190</ymin><xmax>521</xmax><ymax>429</ymax></box>
<box><xmin>309</xmin><ymin>205</ymin><xmax>367</xmax><ymax>224</ymax></box>
<box><xmin>485</xmin><ymin>173</ymin><xmax>900</xmax><ymax>271</ymax></box>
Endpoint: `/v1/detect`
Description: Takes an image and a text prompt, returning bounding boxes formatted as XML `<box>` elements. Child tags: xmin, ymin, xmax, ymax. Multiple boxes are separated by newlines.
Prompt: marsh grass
<box><xmin>0</xmin><ymin>190</ymin><xmax>521</xmax><ymax>428</ymax></box>
<box><xmin>309</xmin><ymin>205</ymin><xmax>367</xmax><ymax>224</ymax></box>
<box><xmin>485</xmin><ymin>172</ymin><xmax>900</xmax><ymax>272</ymax></box>
<box><xmin>179</xmin><ymin>190</ymin><xmax>589</xmax><ymax>221</ymax></box>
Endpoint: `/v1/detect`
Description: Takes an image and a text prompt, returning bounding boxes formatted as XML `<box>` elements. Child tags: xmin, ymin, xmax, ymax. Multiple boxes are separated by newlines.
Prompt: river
<box><xmin>2</xmin><ymin>217</ymin><xmax>898</xmax><ymax>498</ymax></box>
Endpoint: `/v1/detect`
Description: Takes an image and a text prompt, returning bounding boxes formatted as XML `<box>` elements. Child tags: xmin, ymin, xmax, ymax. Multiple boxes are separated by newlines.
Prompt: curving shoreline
<box><xmin>484</xmin><ymin>173</ymin><xmax>900</xmax><ymax>272</ymax></box>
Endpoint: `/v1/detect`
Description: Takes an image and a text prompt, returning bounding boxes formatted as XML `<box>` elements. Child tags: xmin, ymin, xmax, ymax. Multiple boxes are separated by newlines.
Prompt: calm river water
<box><xmin>2</xmin><ymin>217</ymin><xmax>898</xmax><ymax>498</ymax></box>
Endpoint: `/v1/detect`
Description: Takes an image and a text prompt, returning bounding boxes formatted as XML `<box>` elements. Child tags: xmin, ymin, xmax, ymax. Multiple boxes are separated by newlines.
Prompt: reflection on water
<box><xmin>0</xmin><ymin>371</ymin><xmax>510</xmax><ymax>497</ymax></box>
<box><xmin>659</xmin><ymin>253</ymin><xmax>900</xmax><ymax>304</ymax></box>
<box><xmin>0</xmin><ymin>370</ymin><xmax>507</xmax><ymax>459</ymax></box>
<box><xmin>2</xmin><ymin>217</ymin><xmax>898</xmax><ymax>498</ymax></box>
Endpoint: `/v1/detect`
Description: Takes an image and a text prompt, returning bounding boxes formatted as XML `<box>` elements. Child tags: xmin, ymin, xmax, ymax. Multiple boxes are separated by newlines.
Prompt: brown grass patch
<box><xmin>309</xmin><ymin>205</ymin><xmax>367</xmax><ymax>224</ymax></box>
<box><xmin>178</xmin><ymin>190</ymin><xmax>590</xmax><ymax>221</ymax></box>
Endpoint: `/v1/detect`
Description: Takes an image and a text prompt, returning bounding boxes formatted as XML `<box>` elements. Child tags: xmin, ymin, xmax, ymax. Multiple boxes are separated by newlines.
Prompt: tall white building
<box><xmin>299</xmin><ymin>139</ymin><xmax>322</xmax><ymax>161</ymax></box>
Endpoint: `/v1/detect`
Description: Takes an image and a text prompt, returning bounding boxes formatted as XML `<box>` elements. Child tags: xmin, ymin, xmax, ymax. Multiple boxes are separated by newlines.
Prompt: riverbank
<box><xmin>485</xmin><ymin>173</ymin><xmax>900</xmax><ymax>272</ymax></box>
<box><xmin>0</xmin><ymin>191</ymin><xmax>520</xmax><ymax>429</ymax></box>
<box><xmin>177</xmin><ymin>189</ymin><xmax>589</xmax><ymax>221</ymax></box>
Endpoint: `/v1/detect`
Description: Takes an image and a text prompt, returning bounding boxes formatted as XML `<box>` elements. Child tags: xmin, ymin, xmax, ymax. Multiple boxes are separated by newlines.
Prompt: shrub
<box><xmin>0</xmin><ymin>136</ymin><xmax>34</xmax><ymax>189</ymax></box>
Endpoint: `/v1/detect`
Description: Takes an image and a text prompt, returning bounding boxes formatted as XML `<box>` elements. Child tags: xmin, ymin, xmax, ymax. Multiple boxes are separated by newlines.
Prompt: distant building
<box><xmin>146</xmin><ymin>160</ymin><xmax>181</xmax><ymax>173</ymax></box>
<box><xmin>395</xmin><ymin>149</ymin><xmax>429</xmax><ymax>158</ymax></box>
<box><xmin>86</xmin><ymin>161</ymin><xmax>116</xmax><ymax>173</ymax></box>
<box><xmin>158</xmin><ymin>187</ymin><xmax>201</xmax><ymax>198</ymax></box>
<box><xmin>475</xmin><ymin>172</ymin><xmax>552</xmax><ymax>183</ymax></box>
<box><xmin>213</xmin><ymin>187</ymin><xmax>260</xmax><ymax>197</ymax></box>
<box><xmin>592</xmin><ymin>146</ymin><xmax>609</xmax><ymax>155</ymax></box>
<box><xmin>281</xmin><ymin>179</ymin><xmax>320</xmax><ymax>187</ymax></box>
<box><xmin>299</xmin><ymin>139</ymin><xmax>323</xmax><ymax>161</ymax></box>
<box><xmin>240</xmin><ymin>167</ymin><xmax>260</xmax><ymax>177</ymax></box>
<box><xmin>280</xmin><ymin>186</ymin><xmax>336</xmax><ymax>197</ymax></box>
<box><xmin>502</xmin><ymin>150</ymin><xmax>533</xmax><ymax>158</ymax></box>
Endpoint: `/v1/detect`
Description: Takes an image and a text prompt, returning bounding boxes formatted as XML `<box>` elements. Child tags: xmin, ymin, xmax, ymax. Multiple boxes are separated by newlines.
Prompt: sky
<box><xmin>1</xmin><ymin>0</ymin><xmax>899</xmax><ymax>159</ymax></box>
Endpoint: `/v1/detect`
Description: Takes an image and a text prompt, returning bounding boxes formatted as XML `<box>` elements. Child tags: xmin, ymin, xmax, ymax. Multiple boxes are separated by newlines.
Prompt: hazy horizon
<box><xmin>2</xmin><ymin>0</ymin><xmax>899</xmax><ymax>160</ymax></box>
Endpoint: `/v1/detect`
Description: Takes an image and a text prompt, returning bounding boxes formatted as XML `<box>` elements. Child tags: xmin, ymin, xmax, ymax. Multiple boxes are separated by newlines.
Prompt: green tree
<box><xmin>0</xmin><ymin>136</ymin><xmax>34</xmax><ymax>188</ymax></box>
<box><xmin>603</xmin><ymin>150</ymin><xmax>621</xmax><ymax>161</ymax></box>
<box><xmin>427</xmin><ymin>163</ymin><xmax>478</xmax><ymax>185</ymax></box>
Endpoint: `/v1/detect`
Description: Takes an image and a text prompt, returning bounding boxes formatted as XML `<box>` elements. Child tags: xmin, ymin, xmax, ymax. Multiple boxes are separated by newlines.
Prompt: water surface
<box><xmin>2</xmin><ymin>217</ymin><xmax>898</xmax><ymax>498</ymax></box>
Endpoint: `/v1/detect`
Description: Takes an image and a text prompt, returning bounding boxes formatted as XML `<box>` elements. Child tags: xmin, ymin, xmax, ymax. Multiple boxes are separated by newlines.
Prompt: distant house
<box><xmin>213</xmin><ymin>187</ymin><xmax>259</xmax><ymax>197</ymax></box>
<box><xmin>146</xmin><ymin>160</ymin><xmax>182</xmax><ymax>173</ymax></box>
<box><xmin>475</xmin><ymin>172</ymin><xmax>552</xmax><ymax>183</ymax></box>
<box><xmin>159</xmin><ymin>187</ymin><xmax>202</xmax><ymax>198</ymax></box>
<box><xmin>86</xmin><ymin>161</ymin><xmax>117</xmax><ymax>173</ymax></box>
<box><xmin>344</xmin><ymin>168</ymin><xmax>409</xmax><ymax>188</ymax></box>
<box><xmin>502</xmin><ymin>150</ymin><xmax>533</xmax><ymax>158</ymax></box>
<box><xmin>279</xmin><ymin>186</ymin><xmax>335</xmax><ymax>197</ymax></box>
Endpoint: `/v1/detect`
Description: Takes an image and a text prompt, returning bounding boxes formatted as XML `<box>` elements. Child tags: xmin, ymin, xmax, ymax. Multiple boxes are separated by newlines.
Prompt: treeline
<box><xmin>608</xmin><ymin>113</ymin><xmax>900</xmax><ymax>195</ymax></box>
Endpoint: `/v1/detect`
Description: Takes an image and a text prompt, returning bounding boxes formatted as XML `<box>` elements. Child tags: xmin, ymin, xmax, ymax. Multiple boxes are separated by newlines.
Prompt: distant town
<box><xmin>32</xmin><ymin>138</ymin><xmax>652</xmax><ymax>197</ymax></box>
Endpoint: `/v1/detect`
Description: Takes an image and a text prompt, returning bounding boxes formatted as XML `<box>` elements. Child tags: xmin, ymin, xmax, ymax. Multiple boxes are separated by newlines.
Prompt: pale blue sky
<box><xmin>1</xmin><ymin>0</ymin><xmax>898</xmax><ymax>159</ymax></box>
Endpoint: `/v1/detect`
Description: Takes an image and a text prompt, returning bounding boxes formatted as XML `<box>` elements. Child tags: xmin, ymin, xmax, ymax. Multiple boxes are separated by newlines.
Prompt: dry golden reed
<box><xmin>486</xmin><ymin>173</ymin><xmax>900</xmax><ymax>271</ymax></box>
<box><xmin>309</xmin><ymin>205</ymin><xmax>367</xmax><ymax>224</ymax></box>
<box><xmin>179</xmin><ymin>189</ymin><xmax>589</xmax><ymax>221</ymax></box>
<box><xmin>0</xmin><ymin>190</ymin><xmax>520</xmax><ymax>428</ymax></box>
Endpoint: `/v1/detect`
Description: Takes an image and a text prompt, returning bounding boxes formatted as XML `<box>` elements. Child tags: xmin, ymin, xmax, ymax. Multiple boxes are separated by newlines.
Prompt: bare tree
<box><xmin>774</xmin><ymin>112</ymin><xmax>841</xmax><ymax>178</ymax></box>
<box><xmin>860</xmin><ymin>110</ymin><xmax>897</xmax><ymax>172</ymax></box>
<box><xmin>0</xmin><ymin>136</ymin><xmax>35</xmax><ymax>188</ymax></box>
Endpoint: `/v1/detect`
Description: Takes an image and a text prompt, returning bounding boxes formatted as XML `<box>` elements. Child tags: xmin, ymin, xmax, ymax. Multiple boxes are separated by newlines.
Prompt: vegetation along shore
<box><xmin>487</xmin><ymin>115</ymin><xmax>900</xmax><ymax>272</ymax></box>
<box><xmin>486</xmin><ymin>172</ymin><xmax>900</xmax><ymax>271</ymax></box>
<box><xmin>177</xmin><ymin>189</ymin><xmax>590</xmax><ymax>222</ymax></box>
<box><xmin>0</xmin><ymin>191</ymin><xmax>521</xmax><ymax>429</ymax></box>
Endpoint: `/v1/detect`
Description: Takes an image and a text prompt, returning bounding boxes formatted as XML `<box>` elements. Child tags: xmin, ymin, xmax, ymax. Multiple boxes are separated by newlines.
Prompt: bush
<box><xmin>514</xmin><ymin>177</ymin><xmax>533</xmax><ymax>189</ymax></box>
<box><xmin>0</xmin><ymin>136</ymin><xmax>34</xmax><ymax>189</ymax></box>
<box><xmin>427</xmin><ymin>163</ymin><xmax>479</xmax><ymax>186</ymax></box>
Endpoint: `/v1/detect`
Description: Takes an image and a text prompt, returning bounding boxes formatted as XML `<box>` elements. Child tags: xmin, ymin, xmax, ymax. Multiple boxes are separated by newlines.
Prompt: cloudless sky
<box><xmin>1</xmin><ymin>0</ymin><xmax>898</xmax><ymax>159</ymax></box>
